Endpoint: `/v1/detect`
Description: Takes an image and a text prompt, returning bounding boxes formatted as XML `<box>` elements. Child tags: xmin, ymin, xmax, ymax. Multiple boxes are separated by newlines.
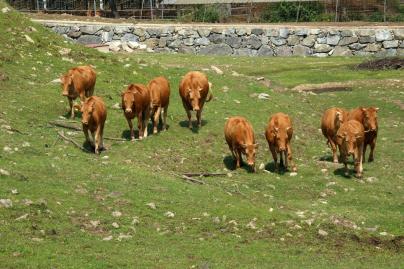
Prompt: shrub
<box><xmin>260</xmin><ymin>1</ymin><xmax>324</xmax><ymax>22</ymax></box>
<box><xmin>193</xmin><ymin>5</ymin><xmax>220</xmax><ymax>23</ymax></box>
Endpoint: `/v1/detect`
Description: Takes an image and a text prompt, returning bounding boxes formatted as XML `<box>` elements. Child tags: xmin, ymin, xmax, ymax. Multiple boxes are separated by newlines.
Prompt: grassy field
<box><xmin>0</xmin><ymin>2</ymin><xmax>403</xmax><ymax>268</ymax></box>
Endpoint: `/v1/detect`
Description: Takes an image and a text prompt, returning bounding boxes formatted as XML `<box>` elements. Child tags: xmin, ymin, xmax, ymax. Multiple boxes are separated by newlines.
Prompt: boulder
<box><xmin>314</xmin><ymin>44</ymin><xmax>332</xmax><ymax>53</ymax></box>
<box><xmin>133</xmin><ymin>28</ymin><xmax>146</xmax><ymax>37</ymax></box>
<box><xmin>383</xmin><ymin>40</ymin><xmax>399</xmax><ymax>49</ymax></box>
<box><xmin>326</xmin><ymin>34</ymin><xmax>340</xmax><ymax>45</ymax></box>
<box><xmin>178</xmin><ymin>45</ymin><xmax>196</xmax><ymax>54</ymax></box>
<box><xmin>293</xmin><ymin>45</ymin><xmax>311</xmax><ymax>56</ymax></box>
<box><xmin>276</xmin><ymin>46</ymin><xmax>292</xmax><ymax>56</ymax></box>
<box><xmin>101</xmin><ymin>31</ymin><xmax>113</xmax><ymax>43</ymax></box>
<box><xmin>375</xmin><ymin>30</ymin><xmax>393</xmax><ymax>41</ymax></box>
<box><xmin>393</xmin><ymin>29</ymin><xmax>404</xmax><ymax>40</ymax></box>
<box><xmin>341</xmin><ymin>30</ymin><xmax>353</xmax><ymax>37</ymax></box>
<box><xmin>199</xmin><ymin>44</ymin><xmax>233</xmax><ymax>55</ymax></box>
<box><xmin>270</xmin><ymin>37</ymin><xmax>286</xmax><ymax>46</ymax></box>
<box><xmin>158</xmin><ymin>37</ymin><xmax>168</xmax><ymax>48</ymax></box>
<box><xmin>357</xmin><ymin>29</ymin><xmax>375</xmax><ymax>36</ymax></box>
<box><xmin>279</xmin><ymin>28</ymin><xmax>290</xmax><ymax>38</ymax></box>
<box><xmin>331</xmin><ymin>46</ymin><xmax>353</xmax><ymax>56</ymax></box>
<box><xmin>145</xmin><ymin>38</ymin><xmax>159</xmax><ymax>48</ymax></box>
<box><xmin>67</xmin><ymin>30</ymin><xmax>82</xmax><ymax>38</ymax></box>
<box><xmin>198</xmin><ymin>28</ymin><xmax>211</xmax><ymax>37</ymax></box>
<box><xmin>266</xmin><ymin>29</ymin><xmax>279</xmax><ymax>37</ymax></box>
<box><xmin>295</xmin><ymin>28</ymin><xmax>308</xmax><ymax>36</ymax></box>
<box><xmin>301</xmin><ymin>35</ymin><xmax>316</xmax><ymax>47</ymax></box>
<box><xmin>287</xmin><ymin>35</ymin><xmax>300</xmax><ymax>46</ymax></box>
<box><xmin>338</xmin><ymin>36</ymin><xmax>358</xmax><ymax>46</ymax></box>
<box><xmin>234</xmin><ymin>48</ymin><xmax>257</xmax><ymax>56</ymax></box>
<box><xmin>195</xmin><ymin>37</ymin><xmax>210</xmax><ymax>46</ymax></box>
<box><xmin>316</xmin><ymin>36</ymin><xmax>327</xmax><ymax>44</ymax></box>
<box><xmin>81</xmin><ymin>25</ymin><xmax>102</xmax><ymax>35</ymax></box>
<box><xmin>127</xmin><ymin>41</ymin><xmax>140</xmax><ymax>49</ymax></box>
<box><xmin>225</xmin><ymin>36</ymin><xmax>241</xmax><ymax>48</ymax></box>
<box><xmin>168</xmin><ymin>39</ymin><xmax>182</xmax><ymax>48</ymax></box>
<box><xmin>375</xmin><ymin>49</ymin><xmax>397</xmax><ymax>57</ymax></box>
<box><xmin>77</xmin><ymin>35</ymin><xmax>102</xmax><ymax>45</ymax></box>
<box><xmin>257</xmin><ymin>45</ymin><xmax>274</xmax><ymax>56</ymax></box>
<box><xmin>146</xmin><ymin>28</ymin><xmax>161</xmax><ymax>37</ymax></box>
<box><xmin>251</xmin><ymin>28</ymin><xmax>264</xmax><ymax>36</ymax></box>
<box><xmin>348</xmin><ymin>43</ymin><xmax>367</xmax><ymax>50</ymax></box>
<box><xmin>247</xmin><ymin>35</ymin><xmax>262</xmax><ymax>49</ymax></box>
<box><xmin>53</xmin><ymin>26</ymin><xmax>69</xmax><ymax>34</ymax></box>
<box><xmin>359</xmin><ymin>36</ymin><xmax>375</xmax><ymax>43</ymax></box>
<box><xmin>121</xmin><ymin>33</ymin><xmax>138</xmax><ymax>42</ymax></box>
<box><xmin>208</xmin><ymin>33</ymin><xmax>225</xmax><ymax>44</ymax></box>
<box><xmin>236</xmin><ymin>28</ymin><xmax>249</xmax><ymax>36</ymax></box>
<box><xmin>364</xmin><ymin>43</ymin><xmax>381</xmax><ymax>52</ymax></box>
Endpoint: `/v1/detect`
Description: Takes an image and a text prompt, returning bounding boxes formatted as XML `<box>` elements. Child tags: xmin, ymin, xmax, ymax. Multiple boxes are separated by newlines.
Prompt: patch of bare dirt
<box><xmin>357</xmin><ymin>57</ymin><xmax>404</xmax><ymax>70</ymax></box>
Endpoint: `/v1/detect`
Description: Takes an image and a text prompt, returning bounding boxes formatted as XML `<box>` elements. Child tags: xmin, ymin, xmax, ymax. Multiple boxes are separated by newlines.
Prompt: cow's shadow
<box><xmin>264</xmin><ymin>162</ymin><xmax>288</xmax><ymax>175</ymax></box>
<box><xmin>121</xmin><ymin>130</ymin><xmax>138</xmax><ymax>140</ymax></box>
<box><xmin>81</xmin><ymin>140</ymin><xmax>106</xmax><ymax>154</ymax></box>
<box><xmin>319</xmin><ymin>155</ymin><xmax>334</xmax><ymax>162</ymax></box>
<box><xmin>223</xmin><ymin>155</ymin><xmax>254</xmax><ymax>173</ymax></box>
<box><xmin>179</xmin><ymin>120</ymin><xmax>208</xmax><ymax>134</ymax></box>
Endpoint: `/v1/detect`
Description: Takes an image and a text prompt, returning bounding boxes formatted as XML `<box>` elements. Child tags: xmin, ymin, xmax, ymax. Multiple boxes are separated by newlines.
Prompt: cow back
<box><xmin>148</xmin><ymin>76</ymin><xmax>170</xmax><ymax>108</ymax></box>
<box><xmin>225</xmin><ymin>116</ymin><xmax>255</xmax><ymax>147</ymax></box>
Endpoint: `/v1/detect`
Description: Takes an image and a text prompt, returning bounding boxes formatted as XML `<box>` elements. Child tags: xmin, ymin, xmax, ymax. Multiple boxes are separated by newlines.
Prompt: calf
<box><xmin>179</xmin><ymin>71</ymin><xmax>212</xmax><ymax>129</ymax></box>
<box><xmin>121</xmin><ymin>84</ymin><xmax>150</xmax><ymax>140</ymax></box>
<box><xmin>321</xmin><ymin>107</ymin><xmax>349</xmax><ymax>163</ymax></box>
<box><xmin>265</xmin><ymin>113</ymin><xmax>297</xmax><ymax>172</ymax></box>
<box><xmin>60</xmin><ymin>65</ymin><xmax>96</xmax><ymax>119</ymax></box>
<box><xmin>224</xmin><ymin>117</ymin><xmax>258</xmax><ymax>172</ymax></box>
<box><xmin>348</xmin><ymin>107</ymin><xmax>379</xmax><ymax>162</ymax></box>
<box><xmin>147</xmin><ymin>76</ymin><xmax>170</xmax><ymax>134</ymax></box>
<box><xmin>81</xmin><ymin>96</ymin><xmax>107</xmax><ymax>154</ymax></box>
<box><xmin>336</xmin><ymin>120</ymin><xmax>365</xmax><ymax>178</ymax></box>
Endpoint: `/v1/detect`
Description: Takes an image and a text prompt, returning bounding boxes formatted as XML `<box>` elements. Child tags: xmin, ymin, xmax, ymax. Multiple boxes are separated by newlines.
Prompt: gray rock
<box><xmin>67</xmin><ymin>30</ymin><xmax>81</xmax><ymax>38</ymax></box>
<box><xmin>223</xmin><ymin>28</ymin><xmax>236</xmax><ymax>36</ymax></box>
<box><xmin>357</xmin><ymin>29</ymin><xmax>375</xmax><ymax>36</ymax></box>
<box><xmin>154</xmin><ymin>47</ymin><xmax>171</xmax><ymax>53</ymax></box>
<box><xmin>326</xmin><ymin>35</ymin><xmax>340</xmax><ymax>45</ymax></box>
<box><xmin>195</xmin><ymin>37</ymin><xmax>210</xmax><ymax>46</ymax></box>
<box><xmin>314</xmin><ymin>44</ymin><xmax>332</xmax><ymax>53</ymax></box>
<box><xmin>0</xmin><ymin>199</ymin><xmax>12</xmax><ymax>208</ymax></box>
<box><xmin>158</xmin><ymin>37</ymin><xmax>168</xmax><ymax>48</ymax></box>
<box><xmin>146</xmin><ymin>28</ymin><xmax>161</xmax><ymax>37</ymax></box>
<box><xmin>225</xmin><ymin>36</ymin><xmax>241</xmax><ymax>48</ymax></box>
<box><xmin>393</xmin><ymin>29</ymin><xmax>404</xmax><ymax>40</ymax></box>
<box><xmin>359</xmin><ymin>36</ymin><xmax>375</xmax><ymax>43</ymax></box>
<box><xmin>178</xmin><ymin>45</ymin><xmax>196</xmax><ymax>54</ymax></box>
<box><xmin>295</xmin><ymin>28</ymin><xmax>308</xmax><ymax>36</ymax></box>
<box><xmin>77</xmin><ymin>35</ymin><xmax>102</xmax><ymax>45</ymax></box>
<box><xmin>348</xmin><ymin>43</ymin><xmax>366</xmax><ymax>50</ymax></box>
<box><xmin>102</xmin><ymin>25</ymin><xmax>112</xmax><ymax>32</ymax></box>
<box><xmin>276</xmin><ymin>46</ymin><xmax>292</xmax><ymax>56</ymax></box>
<box><xmin>168</xmin><ymin>39</ymin><xmax>182</xmax><ymax>48</ymax></box>
<box><xmin>279</xmin><ymin>28</ymin><xmax>290</xmax><ymax>38</ymax></box>
<box><xmin>331</xmin><ymin>46</ymin><xmax>353</xmax><ymax>56</ymax></box>
<box><xmin>266</xmin><ymin>29</ymin><xmax>279</xmax><ymax>37</ymax></box>
<box><xmin>375</xmin><ymin>29</ymin><xmax>393</xmax><ymax>41</ymax></box>
<box><xmin>287</xmin><ymin>35</ymin><xmax>300</xmax><ymax>46</ymax></box>
<box><xmin>251</xmin><ymin>28</ymin><xmax>264</xmax><ymax>36</ymax></box>
<box><xmin>375</xmin><ymin>49</ymin><xmax>397</xmax><ymax>57</ymax></box>
<box><xmin>400</xmin><ymin>41</ymin><xmax>404</xmax><ymax>48</ymax></box>
<box><xmin>247</xmin><ymin>35</ymin><xmax>262</xmax><ymax>49</ymax></box>
<box><xmin>341</xmin><ymin>30</ymin><xmax>353</xmax><ymax>37</ymax></box>
<box><xmin>199</xmin><ymin>44</ymin><xmax>233</xmax><ymax>55</ymax></box>
<box><xmin>301</xmin><ymin>35</ymin><xmax>316</xmax><ymax>47</ymax></box>
<box><xmin>260</xmin><ymin>36</ymin><xmax>269</xmax><ymax>45</ymax></box>
<box><xmin>313</xmin><ymin>53</ymin><xmax>329</xmax><ymax>57</ymax></box>
<box><xmin>127</xmin><ymin>41</ymin><xmax>140</xmax><ymax>49</ymax></box>
<box><xmin>329</xmin><ymin>30</ymin><xmax>340</xmax><ymax>35</ymax></box>
<box><xmin>397</xmin><ymin>49</ymin><xmax>404</xmax><ymax>56</ymax></box>
<box><xmin>178</xmin><ymin>29</ymin><xmax>199</xmax><ymax>38</ymax></box>
<box><xmin>338</xmin><ymin>36</ymin><xmax>358</xmax><ymax>46</ymax></box>
<box><xmin>236</xmin><ymin>28</ymin><xmax>249</xmax><ymax>36</ymax></box>
<box><xmin>81</xmin><ymin>25</ymin><xmax>102</xmax><ymax>35</ymax></box>
<box><xmin>257</xmin><ymin>45</ymin><xmax>274</xmax><ymax>56</ymax></box>
<box><xmin>101</xmin><ymin>31</ymin><xmax>113</xmax><ymax>43</ymax></box>
<box><xmin>293</xmin><ymin>45</ymin><xmax>311</xmax><ymax>56</ymax></box>
<box><xmin>208</xmin><ymin>33</ymin><xmax>225</xmax><ymax>44</ymax></box>
<box><xmin>316</xmin><ymin>36</ymin><xmax>327</xmax><ymax>44</ymax></box>
<box><xmin>234</xmin><ymin>48</ymin><xmax>257</xmax><ymax>56</ymax></box>
<box><xmin>160</xmin><ymin>26</ymin><xmax>174</xmax><ymax>36</ymax></box>
<box><xmin>364</xmin><ymin>43</ymin><xmax>381</xmax><ymax>52</ymax></box>
<box><xmin>310</xmin><ymin>29</ymin><xmax>321</xmax><ymax>35</ymax></box>
<box><xmin>133</xmin><ymin>28</ymin><xmax>146</xmax><ymax>37</ymax></box>
<box><xmin>183</xmin><ymin>38</ymin><xmax>194</xmax><ymax>46</ymax></box>
<box><xmin>121</xmin><ymin>33</ymin><xmax>138</xmax><ymax>42</ymax></box>
<box><xmin>354</xmin><ymin>51</ymin><xmax>372</xmax><ymax>56</ymax></box>
<box><xmin>198</xmin><ymin>28</ymin><xmax>211</xmax><ymax>37</ymax></box>
<box><xmin>383</xmin><ymin>40</ymin><xmax>399</xmax><ymax>48</ymax></box>
<box><xmin>53</xmin><ymin>26</ymin><xmax>69</xmax><ymax>34</ymax></box>
<box><xmin>145</xmin><ymin>38</ymin><xmax>159</xmax><ymax>48</ymax></box>
<box><xmin>270</xmin><ymin>37</ymin><xmax>286</xmax><ymax>46</ymax></box>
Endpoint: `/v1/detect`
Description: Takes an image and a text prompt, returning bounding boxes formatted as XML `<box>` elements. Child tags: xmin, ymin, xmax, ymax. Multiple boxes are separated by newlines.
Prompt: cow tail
<box><xmin>206</xmin><ymin>82</ymin><xmax>213</xmax><ymax>102</ymax></box>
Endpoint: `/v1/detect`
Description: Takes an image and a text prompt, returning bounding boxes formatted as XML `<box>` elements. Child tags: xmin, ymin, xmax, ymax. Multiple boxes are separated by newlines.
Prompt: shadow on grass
<box><xmin>264</xmin><ymin>162</ymin><xmax>288</xmax><ymax>175</ymax></box>
<box><xmin>333</xmin><ymin>167</ymin><xmax>352</xmax><ymax>178</ymax></box>
<box><xmin>179</xmin><ymin>119</ymin><xmax>208</xmax><ymax>134</ymax></box>
<box><xmin>223</xmin><ymin>155</ymin><xmax>255</xmax><ymax>173</ymax></box>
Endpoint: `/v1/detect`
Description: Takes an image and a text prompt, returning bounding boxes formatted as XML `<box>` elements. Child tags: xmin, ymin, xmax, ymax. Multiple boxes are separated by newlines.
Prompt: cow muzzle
<box><xmin>193</xmin><ymin>107</ymin><xmax>200</xmax><ymax>112</ymax></box>
<box><xmin>62</xmin><ymin>92</ymin><xmax>69</xmax><ymax>97</ymax></box>
<box><xmin>82</xmin><ymin>120</ymin><xmax>88</xmax><ymax>125</ymax></box>
<box><xmin>125</xmin><ymin>108</ymin><xmax>132</xmax><ymax>113</ymax></box>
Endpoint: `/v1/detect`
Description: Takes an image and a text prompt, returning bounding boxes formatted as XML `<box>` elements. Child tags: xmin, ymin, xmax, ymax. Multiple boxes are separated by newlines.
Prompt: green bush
<box><xmin>260</xmin><ymin>1</ymin><xmax>324</xmax><ymax>22</ymax></box>
<box><xmin>193</xmin><ymin>5</ymin><xmax>220</xmax><ymax>23</ymax></box>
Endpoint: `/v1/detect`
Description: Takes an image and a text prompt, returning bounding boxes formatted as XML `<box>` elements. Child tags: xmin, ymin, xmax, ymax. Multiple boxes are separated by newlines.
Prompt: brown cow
<box><xmin>179</xmin><ymin>71</ymin><xmax>212</xmax><ymax>129</ymax></box>
<box><xmin>321</xmin><ymin>107</ymin><xmax>349</xmax><ymax>163</ymax></box>
<box><xmin>348</xmin><ymin>107</ymin><xmax>379</xmax><ymax>162</ymax></box>
<box><xmin>265</xmin><ymin>113</ymin><xmax>297</xmax><ymax>172</ymax></box>
<box><xmin>60</xmin><ymin>65</ymin><xmax>96</xmax><ymax>119</ymax></box>
<box><xmin>147</xmin><ymin>76</ymin><xmax>170</xmax><ymax>134</ymax></box>
<box><xmin>336</xmin><ymin>120</ymin><xmax>365</xmax><ymax>178</ymax></box>
<box><xmin>224</xmin><ymin>117</ymin><xmax>258</xmax><ymax>172</ymax></box>
<box><xmin>121</xmin><ymin>84</ymin><xmax>150</xmax><ymax>141</ymax></box>
<box><xmin>81</xmin><ymin>96</ymin><xmax>107</xmax><ymax>154</ymax></box>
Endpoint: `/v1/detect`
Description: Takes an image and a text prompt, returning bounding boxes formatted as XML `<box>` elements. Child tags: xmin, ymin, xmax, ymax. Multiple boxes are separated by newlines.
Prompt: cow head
<box><xmin>121</xmin><ymin>91</ymin><xmax>136</xmax><ymax>114</ymax></box>
<box><xmin>187</xmin><ymin>88</ymin><xmax>202</xmax><ymax>111</ymax></box>
<box><xmin>60</xmin><ymin>74</ymin><xmax>73</xmax><ymax>97</ymax></box>
<box><xmin>337</xmin><ymin>131</ymin><xmax>362</xmax><ymax>156</ymax></box>
<box><xmin>361</xmin><ymin>107</ymin><xmax>379</xmax><ymax>132</ymax></box>
<box><xmin>241</xmin><ymin>143</ymin><xmax>258</xmax><ymax>170</ymax></box>
<box><xmin>273</xmin><ymin>126</ymin><xmax>291</xmax><ymax>153</ymax></box>
<box><xmin>81</xmin><ymin>100</ymin><xmax>95</xmax><ymax>125</ymax></box>
<box><xmin>335</xmin><ymin>111</ymin><xmax>344</xmax><ymax>129</ymax></box>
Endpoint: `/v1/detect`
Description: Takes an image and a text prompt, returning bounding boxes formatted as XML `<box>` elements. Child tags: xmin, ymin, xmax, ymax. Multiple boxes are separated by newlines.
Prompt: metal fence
<box><xmin>6</xmin><ymin>0</ymin><xmax>404</xmax><ymax>22</ymax></box>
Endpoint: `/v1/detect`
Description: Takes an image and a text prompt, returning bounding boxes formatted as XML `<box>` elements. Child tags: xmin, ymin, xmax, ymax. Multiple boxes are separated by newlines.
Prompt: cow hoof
<box><xmin>344</xmin><ymin>172</ymin><xmax>349</xmax><ymax>177</ymax></box>
<box><xmin>292</xmin><ymin>166</ymin><xmax>297</xmax><ymax>172</ymax></box>
<box><xmin>333</xmin><ymin>159</ymin><xmax>338</xmax><ymax>163</ymax></box>
<box><xmin>139</xmin><ymin>136</ymin><xmax>143</xmax><ymax>140</ymax></box>
<box><xmin>368</xmin><ymin>157</ymin><xmax>374</xmax><ymax>162</ymax></box>
<box><xmin>355</xmin><ymin>173</ymin><xmax>362</xmax><ymax>179</ymax></box>
<box><xmin>153</xmin><ymin>129</ymin><xmax>158</xmax><ymax>134</ymax></box>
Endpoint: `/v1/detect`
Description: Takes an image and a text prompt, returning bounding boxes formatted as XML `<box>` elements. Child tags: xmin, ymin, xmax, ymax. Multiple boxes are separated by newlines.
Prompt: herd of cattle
<box><xmin>60</xmin><ymin>65</ymin><xmax>379</xmax><ymax>178</ymax></box>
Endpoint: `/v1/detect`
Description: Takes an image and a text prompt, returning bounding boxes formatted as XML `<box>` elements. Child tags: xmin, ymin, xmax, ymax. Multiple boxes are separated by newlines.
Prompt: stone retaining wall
<box><xmin>40</xmin><ymin>20</ymin><xmax>404</xmax><ymax>57</ymax></box>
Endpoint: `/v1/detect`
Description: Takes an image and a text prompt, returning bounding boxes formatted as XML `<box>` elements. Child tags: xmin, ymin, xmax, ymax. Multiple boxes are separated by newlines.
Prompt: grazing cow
<box><xmin>60</xmin><ymin>65</ymin><xmax>96</xmax><ymax>119</ymax></box>
<box><xmin>224</xmin><ymin>117</ymin><xmax>258</xmax><ymax>172</ymax></box>
<box><xmin>321</xmin><ymin>107</ymin><xmax>349</xmax><ymax>163</ymax></box>
<box><xmin>81</xmin><ymin>96</ymin><xmax>107</xmax><ymax>154</ymax></box>
<box><xmin>147</xmin><ymin>76</ymin><xmax>170</xmax><ymax>134</ymax></box>
<box><xmin>348</xmin><ymin>107</ymin><xmax>379</xmax><ymax>162</ymax></box>
<box><xmin>179</xmin><ymin>71</ymin><xmax>212</xmax><ymax>129</ymax></box>
<box><xmin>265</xmin><ymin>113</ymin><xmax>297</xmax><ymax>172</ymax></box>
<box><xmin>336</xmin><ymin>120</ymin><xmax>365</xmax><ymax>178</ymax></box>
<box><xmin>121</xmin><ymin>84</ymin><xmax>150</xmax><ymax>140</ymax></box>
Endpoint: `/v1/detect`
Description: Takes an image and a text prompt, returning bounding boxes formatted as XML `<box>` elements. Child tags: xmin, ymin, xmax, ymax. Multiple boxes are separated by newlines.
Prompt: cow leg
<box><xmin>283</xmin><ymin>151</ymin><xmax>288</xmax><ymax>170</ymax></box>
<box><xmin>368</xmin><ymin>139</ymin><xmax>376</xmax><ymax>162</ymax></box>
<box><xmin>82</xmin><ymin>125</ymin><xmax>91</xmax><ymax>145</ymax></box>
<box><xmin>79</xmin><ymin>92</ymin><xmax>86</xmax><ymax>106</ymax></box>
<box><xmin>341</xmin><ymin>153</ymin><xmax>349</xmax><ymax>177</ymax></box>
<box><xmin>355</xmin><ymin>145</ymin><xmax>363</xmax><ymax>178</ymax></box>
<box><xmin>143</xmin><ymin>106</ymin><xmax>150</xmax><ymax>138</ymax></box>
<box><xmin>68</xmin><ymin>97</ymin><xmax>75</xmax><ymax>119</ymax></box>
<box><xmin>127</xmin><ymin>118</ymin><xmax>135</xmax><ymax>141</ymax></box>
<box><xmin>94</xmin><ymin>126</ymin><xmax>102</xmax><ymax>154</ymax></box>
<box><xmin>279</xmin><ymin>151</ymin><xmax>284</xmax><ymax>168</ymax></box>
<box><xmin>87</xmin><ymin>86</ymin><xmax>95</xmax><ymax>97</ymax></box>
<box><xmin>153</xmin><ymin>107</ymin><xmax>162</xmax><ymax>134</ymax></box>
<box><xmin>236</xmin><ymin>148</ymin><xmax>242</xmax><ymax>168</ymax></box>
<box><xmin>329</xmin><ymin>137</ymin><xmax>338</xmax><ymax>163</ymax></box>
<box><xmin>163</xmin><ymin>105</ymin><xmax>168</xmax><ymax>131</ymax></box>
<box><xmin>137</xmin><ymin>112</ymin><xmax>143</xmax><ymax>140</ymax></box>
<box><xmin>99</xmin><ymin>123</ymin><xmax>105</xmax><ymax>150</ymax></box>
<box><xmin>269</xmin><ymin>145</ymin><xmax>278</xmax><ymax>172</ymax></box>
<box><xmin>196</xmin><ymin>109</ymin><xmax>202</xmax><ymax>128</ymax></box>
<box><xmin>287</xmin><ymin>144</ymin><xmax>297</xmax><ymax>172</ymax></box>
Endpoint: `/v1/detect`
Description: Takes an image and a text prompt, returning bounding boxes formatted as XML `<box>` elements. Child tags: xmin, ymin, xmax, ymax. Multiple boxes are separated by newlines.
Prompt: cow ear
<box><xmin>336</xmin><ymin>111</ymin><xmax>341</xmax><ymax>116</ymax></box>
<box><xmin>286</xmin><ymin>126</ymin><xmax>292</xmax><ymax>131</ymax></box>
<box><xmin>254</xmin><ymin>143</ymin><xmax>259</xmax><ymax>148</ymax></box>
<box><xmin>375</xmin><ymin>107</ymin><xmax>379</xmax><ymax>112</ymax></box>
<box><xmin>274</xmin><ymin>127</ymin><xmax>279</xmax><ymax>132</ymax></box>
<box><xmin>198</xmin><ymin>87</ymin><xmax>203</xmax><ymax>92</ymax></box>
<box><xmin>361</xmin><ymin>107</ymin><xmax>366</xmax><ymax>112</ymax></box>
<box><xmin>241</xmin><ymin>144</ymin><xmax>247</xmax><ymax>149</ymax></box>
<box><xmin>355</xmin><ymin>135</ymin><xmax>362</xmax><ymax>139</ymax></box>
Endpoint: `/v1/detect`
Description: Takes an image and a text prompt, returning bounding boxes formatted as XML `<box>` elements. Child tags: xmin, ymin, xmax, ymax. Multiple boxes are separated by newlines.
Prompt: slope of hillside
<box><xmin>0</xmin><ymin>1</ymin><xmax>403</xmax><ymax>268</ymax></box>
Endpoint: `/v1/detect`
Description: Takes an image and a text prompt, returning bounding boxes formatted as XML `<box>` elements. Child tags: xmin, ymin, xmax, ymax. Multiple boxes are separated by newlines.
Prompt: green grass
<box><xmin>0</xmin><ymin>2</ymin><xmax>403</xmax><ymax>268</ymax></box>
